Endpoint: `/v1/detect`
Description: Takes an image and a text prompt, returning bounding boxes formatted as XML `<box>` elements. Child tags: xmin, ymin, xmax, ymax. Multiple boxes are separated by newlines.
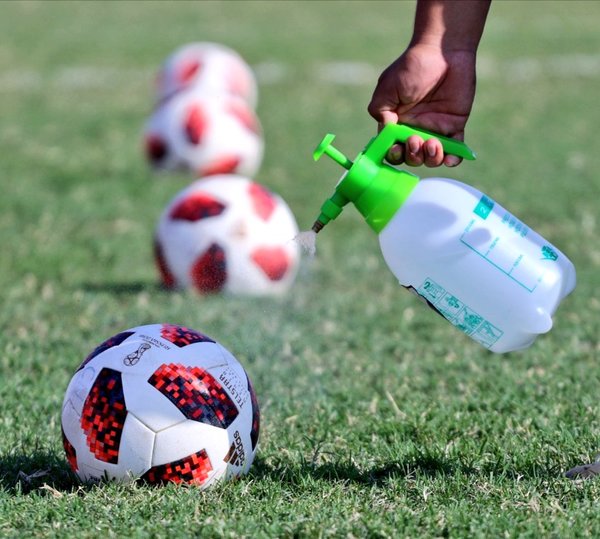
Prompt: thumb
<box><xmin>378</xmin><ymin>109</ymin><xmax>399</xmax><ymax>126</ymax></box>
<box><xmin>367</xmin><ymin>89</ymin><xmax>399</xmax><ymax>123</ymax></box>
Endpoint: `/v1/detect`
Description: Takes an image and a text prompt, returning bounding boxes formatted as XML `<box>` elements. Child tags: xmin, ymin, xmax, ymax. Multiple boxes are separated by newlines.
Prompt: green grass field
<box><xmin>2</xmin><ymin>0</ymin><xmax>600</xmax><ymax>536</ymax></box>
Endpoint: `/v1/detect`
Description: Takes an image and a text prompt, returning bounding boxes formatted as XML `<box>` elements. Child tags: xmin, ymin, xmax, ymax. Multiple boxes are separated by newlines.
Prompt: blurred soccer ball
<box><xmin>61</xmin><ymin>323</ymin><xmax>260</xmax><ymax>488</ymax></box>
<box><xmin>156</xmin><ymin>42</ymin><xmax>258</xmax><ymax>108</ymax></box>
<box><xmin>144</xmin><ymin>91</ymin><xmax>263</xmax><ymax>178</ymax></box>
<box><xmin>154</xmin><ymin>175</ymin><xmax>300</xmax><ymax>295</ymax></box>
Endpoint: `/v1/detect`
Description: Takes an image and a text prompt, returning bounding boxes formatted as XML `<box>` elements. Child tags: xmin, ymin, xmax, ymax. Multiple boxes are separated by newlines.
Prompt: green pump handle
<box><xmin>314</xmin><ymin>124</ymin><xmax>475</xmax><ymax>168</ymax></box>
<box><xmin>364</xmin><ymin>123</ymin><xmax>475</xmax><ymax>163</ymax></box>
<box><xmin>312</xmin><ymin>124</ymin><xmax>476</xmax><ymax>233</ymax></box>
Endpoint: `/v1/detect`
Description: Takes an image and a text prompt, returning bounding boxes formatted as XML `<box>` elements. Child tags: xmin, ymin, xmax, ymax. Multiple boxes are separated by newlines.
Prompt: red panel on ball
<box><xmin>160</xmin><ymin>324</ymin><xmax>215</xmax><ymax>347</ymax></box>
<box><xmin>247</xmin><ymin>374</ymin><xmax>260</xmax><ymax>451</ymax></box>
<box><xmin>169</xmin><ymin>192</ymin><xmax>226</xmax><ymax>222</ymax></box>
<box><xmin>184</xmin><ymin>104</ymin><xmax>207</xmax><ymax>145</ymax></box>
<box><xmin>190</xmin><ymin>243</ymin><xmax>227</xmax><ymax>293</ymax></box>
<box><xmin>226</xmin><ymin>62</ymin><xmax>252</xmax><ymax>101</ymax></box>
<box><xmin>77</xmin><ymin>331</ymin><xmax>134</xmax><ymax>372</ymax></box>
<box><xmin>199</xmin><ymin>155</ymin><xmax>241</xmax><ymax>177</ymax></box>
<box><xmin>251</xmin><ymin>246</ymin><xmax>289</xmax><ymax>281</ymax></box>
<box><xmin>61</xmin><ymin>427</ymin><xmax>78</xmax><ymax>472</ymax></box>
<box><xmin>148</xmin><ymin>363</ymin><xmax>239</xmax><ymax>428</ymax></box>
<box><xmin>177</xmin><ymin>59</ymin><xmax>202</xmax><ymax>85</ymax></box>
<box><xmin>141</xmin><ymin>449</ymin><xmax>213</xmax><ymax>486</ymax></box>
<box><xmin>154</xmin><ymin>238</ymin><xmax>176</xmax><ymax>288</ymax></box>
<box><xmin>248</xmin><ymin>183</ymin><xmax>276</xmax><ymax>221</ymax></box>
<box><xmin>227</xmin><ymin>99</ymin><xmax>260</xmax><ymax>134</ymax></box>
<box><xmin>80</xmin><ymin>368</ymin><xmax>127</xmax><ymax>464</ymax></box>
<box><xmin>145</xmin><ymin>134</ymin><xmax>168</xmax><ymax>163</ymax></box>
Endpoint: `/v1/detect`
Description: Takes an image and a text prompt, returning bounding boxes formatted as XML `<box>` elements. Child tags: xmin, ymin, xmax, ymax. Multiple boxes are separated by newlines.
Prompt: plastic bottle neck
<box><xmin>315</xmin><ymin>146</ymin><xmax>419</xmax><ymax>234</ymax></box>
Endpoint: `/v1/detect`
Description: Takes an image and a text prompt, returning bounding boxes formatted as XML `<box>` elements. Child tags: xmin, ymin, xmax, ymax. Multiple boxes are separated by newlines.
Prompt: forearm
<box><xmin>411</xmin><ymin>0</ymin><xmax>491</xmax><ymax>52</ymax></box>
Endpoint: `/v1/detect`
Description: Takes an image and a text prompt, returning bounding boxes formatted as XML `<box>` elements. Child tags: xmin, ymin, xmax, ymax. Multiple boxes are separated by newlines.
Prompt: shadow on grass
<box><xmin>251</xmin><ymin>453</ymin><xmax>474</xmax><ymax>487</ymax></box>
<box><xmin>2</xmin><ymin>452</ymin><xmax>468</xmax><ymax>496</ymax></box>
<box><xmin>80</xmin><ymin>281</ymin><xmax>164</xmax><ymax>295</ymax></box>
<box><xmin>0</xmin><ymin>451</ymin><xmax>561</xmax><ymax>498</ymax></box>
<box><xmin>251</xmin><ymin>451</ymin><xmax>558</xmax><ymax>486</ymax></box>
<box><xmin>0</xmin><ymin>451</ymin><xmax>80</xmax><ymax>495</ymax></box>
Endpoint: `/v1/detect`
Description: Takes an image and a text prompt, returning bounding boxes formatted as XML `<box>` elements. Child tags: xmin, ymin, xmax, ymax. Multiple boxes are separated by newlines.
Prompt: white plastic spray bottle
<box><xmin>311</xmin><ymin>124</ymin><xmax>576</xmax><ymax>353</ymax></box>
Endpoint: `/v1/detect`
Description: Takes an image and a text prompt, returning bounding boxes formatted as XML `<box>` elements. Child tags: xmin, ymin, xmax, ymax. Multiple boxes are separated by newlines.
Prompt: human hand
<box><xmin>368</xmin><ymin>43</ymin><xmax>477</xmax><ymax>167</ymax></box>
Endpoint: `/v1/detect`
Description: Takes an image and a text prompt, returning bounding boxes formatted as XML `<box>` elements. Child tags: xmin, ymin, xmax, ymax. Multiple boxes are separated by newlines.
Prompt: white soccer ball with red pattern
<box><xmin>154</xmin><ymin>175</ymin><xmax>300</xmax><ymax>295</ymax></box>
<box><xmin>61</xmin><ymin>323</ymin><xmax>259</xmax><ymax>487</ymax></box>
<box><xmin>156</xmin><ymin>42</ymin><xmax>258</xmax><ymax>108</ymax></box>
<box><xmin>144</xmin><ymin>90</ymin><xmax>263</xmax><ymax>178</ymax></box>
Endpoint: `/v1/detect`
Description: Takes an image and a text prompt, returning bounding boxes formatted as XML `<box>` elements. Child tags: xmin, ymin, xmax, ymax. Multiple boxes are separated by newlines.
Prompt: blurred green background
<box><xmin>1</xmin><ymin>1</ymin><xmax>600</xmax><ymax>537</ymax></box>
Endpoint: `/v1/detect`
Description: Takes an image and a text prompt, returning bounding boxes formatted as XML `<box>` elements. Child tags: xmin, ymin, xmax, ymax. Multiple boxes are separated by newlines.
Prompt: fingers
<box><xmin>385</xmin><ymin>143</ymin><xmax>404</xmax><ymax>164</ymax></box>
<box><xmin>443</xmin><ymin>153</ymin><xmax>463</xmax><ymax>167</ymax></box>
<box><xmin>405</xmin><ymin>136</ymin><xmax>424</xmax><ymax>166</ymax></box>
<box><xmin>372</xmin><ymin>111</ymin><xmax>464</xmax><ymax>168</ymax></box>
<box><xmin>424</xmin><ymin>138</ymin><xmax>446</xmax><ymax>167</ymax></box>
<box><xmin>386</xmin><ymin>136</ymin><xmax>449</xmax><ymax>167</ymax></box>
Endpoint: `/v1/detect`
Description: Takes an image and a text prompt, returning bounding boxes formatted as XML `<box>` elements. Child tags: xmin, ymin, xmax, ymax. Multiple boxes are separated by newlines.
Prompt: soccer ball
<box><xmin>144</xmin><ymin>91</ymin><xmax>263</xmax><ymax>178</ymax></box>
<box><xmin>61</xmin><ymin>323</ymin><xmax>260</xmax><ymax>487</ymax></box>
<box><xmin>156</xmin><ymin>42</ymin><xmax>258</xmax><ymax>108</ymax></box>
<box><xmin>154</xmin><ymin>175</ymin><xmax>300</xmax><ymax>295</ymax></box>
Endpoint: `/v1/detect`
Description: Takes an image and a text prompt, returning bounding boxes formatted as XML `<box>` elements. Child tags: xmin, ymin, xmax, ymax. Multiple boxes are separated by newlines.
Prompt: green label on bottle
<box><xmin>473</xmin><ymin>195</ymin><xmax>495</xmax><ymax>220</ymax></box>
<box><xmin>417</xmin><ymin>277</ymin><xmax>504</xmax><ymax>349</ymax></box>
<box><xmin>541</xmin><ymin>245</ymin><xmax>558</xmax><ymax>261</ymax></box>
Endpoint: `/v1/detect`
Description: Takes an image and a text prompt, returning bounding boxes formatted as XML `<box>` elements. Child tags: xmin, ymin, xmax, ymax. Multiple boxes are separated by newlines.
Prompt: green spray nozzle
<box><xmin>311</xmin><ymin>124</ymin><xmax>476</xmax><ymax>234</ymax></box>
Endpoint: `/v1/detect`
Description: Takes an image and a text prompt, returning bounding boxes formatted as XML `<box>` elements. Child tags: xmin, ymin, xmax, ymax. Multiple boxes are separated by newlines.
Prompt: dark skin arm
<box><xmin>368</xmin><ymin>0</ymin><xmax>491</xmax><ymax>167</ymax></box>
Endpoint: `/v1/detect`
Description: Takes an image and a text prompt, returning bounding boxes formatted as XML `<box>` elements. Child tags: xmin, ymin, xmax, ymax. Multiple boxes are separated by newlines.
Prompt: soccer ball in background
<box><xmin>144</xmin><ymin>91</ymin><xmax>263</xmax><ymax>178</ymax></box>
<box><xmin>61</xmin><ymin>323</ymin><xmax>260</xmax><ymax>487</ymax></box>
<box><xmin>154</xmin><ymin>175</ymin><xmax>300</xmax><ymax>295</ymax></box>
<box><xmin>155</xmin><ymin>42</ymin><xmax>258</xmax><ymax>108</ymax></box>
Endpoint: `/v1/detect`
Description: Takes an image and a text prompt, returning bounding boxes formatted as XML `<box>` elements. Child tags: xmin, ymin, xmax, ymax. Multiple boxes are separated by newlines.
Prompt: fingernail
<box><xmin>427</xmin><ymin>144</ymin><xmax>436</xmax><ymax>158</ymax></box>
<box><xmin>408</xmin><ymin>139</ymin><xmax>419</xmax><ymax>154</ymax></box>
<box><xmin>388</xmin><ymin>146</ymin><xmax>402</xmax><ymax>161</ymax></box>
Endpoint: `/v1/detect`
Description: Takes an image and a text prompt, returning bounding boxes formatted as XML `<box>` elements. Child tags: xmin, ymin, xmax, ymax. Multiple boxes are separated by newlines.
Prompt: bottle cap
<box><xmin>312</xmin><ymin>124</ymin><xmax>476</xmax><ymax>233</ymax></box>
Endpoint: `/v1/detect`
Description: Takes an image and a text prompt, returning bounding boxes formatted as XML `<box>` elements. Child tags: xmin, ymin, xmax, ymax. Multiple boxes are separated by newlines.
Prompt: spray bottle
<box><xmin>311</xmin><ymin>124</ymin><xmax>576</xmax><ymax>353</ymax></box>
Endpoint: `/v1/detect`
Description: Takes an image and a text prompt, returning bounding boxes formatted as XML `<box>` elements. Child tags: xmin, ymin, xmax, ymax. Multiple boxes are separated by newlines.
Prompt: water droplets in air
<box><xmin>293</xmin><ymin>230</ymin><xmax>317</xmax><ymax>257</ymax></box>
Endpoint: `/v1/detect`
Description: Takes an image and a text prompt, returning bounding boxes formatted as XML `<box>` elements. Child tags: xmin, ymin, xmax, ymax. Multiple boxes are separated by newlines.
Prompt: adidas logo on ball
<box><xmin>224</xmin><ymin>430</ymin><xmax>245</xmax><ymax>467</ymax></box>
